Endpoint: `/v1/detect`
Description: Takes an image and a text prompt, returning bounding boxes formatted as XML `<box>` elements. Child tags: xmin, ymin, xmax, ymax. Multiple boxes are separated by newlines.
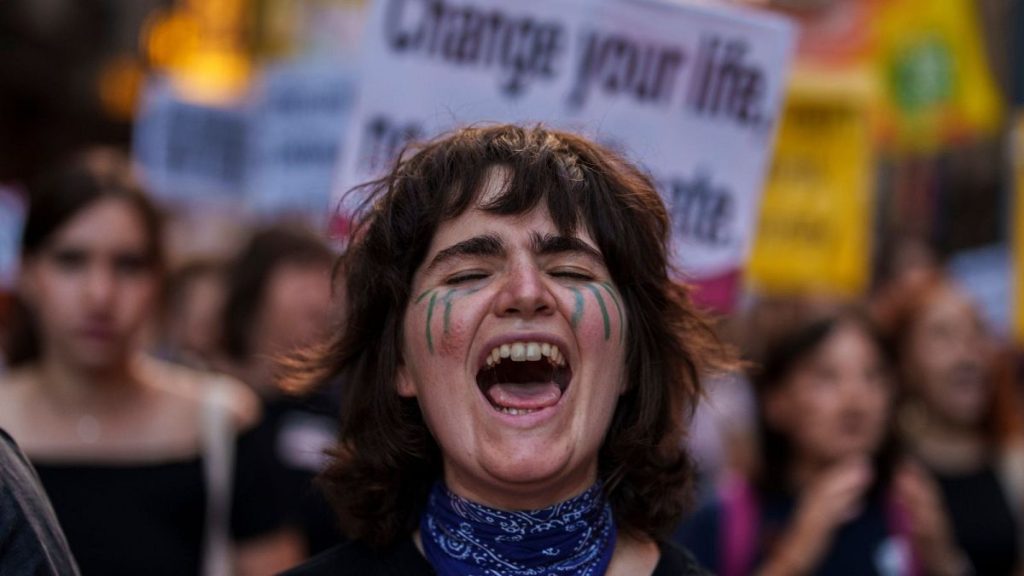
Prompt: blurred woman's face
<box><xmin>20</xmin><ymin>198</ymin><xmax>158</xmax><ymax>370</ymax></box>
<box><xmin>906</xmin><ymin>285</ymin><xmax>991</xmax><ymax>429</ymax></box>
<box><xmin>174</xmin><ymin>273</ymin><xmax>226</xmax><ymax>361</ymax></box>
<box><xmin>766</xmin><ymin>322</ymin><xmax>892</xmax><ymax>467</ymax></box>
<box><xmin>252</xmin><ymin>262</ymin><xmax>333</xmax><ymax>357</ymax></box>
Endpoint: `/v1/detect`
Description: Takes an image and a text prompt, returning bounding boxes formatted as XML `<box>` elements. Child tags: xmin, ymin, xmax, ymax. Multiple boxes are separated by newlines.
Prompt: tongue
<box><xmin>486</xmin><ymin>382</ymin><xmax>562</xmax><ymax>410</ymax></box>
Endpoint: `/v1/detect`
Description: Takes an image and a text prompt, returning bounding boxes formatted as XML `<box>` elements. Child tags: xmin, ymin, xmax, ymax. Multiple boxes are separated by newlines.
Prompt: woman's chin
<box><xmin>484</xmin><ymin>453</ymin><xmax>571</xmax><ymax>485</ymax></box>
<box><xmin>453</xmin><ymin>453</ymin><xmax>596</xmax><ymax>508</ymax></box>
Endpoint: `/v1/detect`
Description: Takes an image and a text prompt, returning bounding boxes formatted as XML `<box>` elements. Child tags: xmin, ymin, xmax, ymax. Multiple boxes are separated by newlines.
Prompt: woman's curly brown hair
<box><xmin>286</xmin><ymin>124</ymin><xmax>730</xmax><ymax>547</ymax></box>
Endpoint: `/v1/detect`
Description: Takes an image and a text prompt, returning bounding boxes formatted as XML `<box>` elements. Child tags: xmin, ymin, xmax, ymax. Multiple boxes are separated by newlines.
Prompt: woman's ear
<box><xmin>396</xmin><ymin>364</ymin><xmax>418</xmax><ymax>398</ymax></box>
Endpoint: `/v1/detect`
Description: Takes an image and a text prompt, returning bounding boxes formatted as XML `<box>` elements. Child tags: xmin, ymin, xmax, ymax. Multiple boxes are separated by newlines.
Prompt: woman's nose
<box><xmin>84</xmin><ymin>265</ymin><xmax>117</xmax><ymax>308</ymax></box>
<box><xmin>492</xmin><ymin>263</ymin><xmax>556</xmax><ymax>320</ymax></box>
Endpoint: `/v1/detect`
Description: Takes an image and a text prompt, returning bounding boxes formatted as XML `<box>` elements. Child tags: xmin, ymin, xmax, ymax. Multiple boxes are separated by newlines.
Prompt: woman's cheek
<box><xmin>415</xmin><ymin>286</ymin><xmax>483</xmax><ymax>357</ymax></box>
<box><xmin>565</xmin><ymin>282</ymin><xmax>626</xmax><ymax>347</ymax></box>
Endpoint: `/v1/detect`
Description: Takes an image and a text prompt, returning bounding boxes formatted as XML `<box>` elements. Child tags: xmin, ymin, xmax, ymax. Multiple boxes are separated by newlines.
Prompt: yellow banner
<box><xmin>874</xmin><ymin>0</ymin><xmax>1003</xmax><ymax>151</ymax></box>
<box><xmin>747</xmin><ymin>69</ymin><xmax>875</xmax><ymax>297</ymax></box>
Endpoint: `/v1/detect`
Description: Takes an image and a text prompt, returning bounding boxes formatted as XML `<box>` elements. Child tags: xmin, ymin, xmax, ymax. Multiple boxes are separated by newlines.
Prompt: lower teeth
<box><xmin>497</xmin><ymin>406</ymin><xmax>539</xmax><ymax>415</ymax></box>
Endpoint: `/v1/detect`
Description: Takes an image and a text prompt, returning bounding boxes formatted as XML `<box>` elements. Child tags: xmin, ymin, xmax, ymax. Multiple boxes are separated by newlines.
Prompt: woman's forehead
<box><xmin>49</xmin><ymin>198</ymin><xmax>149</xmax><ymax>250</ymax></box>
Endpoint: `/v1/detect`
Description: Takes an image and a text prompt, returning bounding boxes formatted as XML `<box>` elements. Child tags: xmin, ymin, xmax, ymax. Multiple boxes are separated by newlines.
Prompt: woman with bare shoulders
<box><xmin>0</xmin><ymin>149</ymin><xmax>302</xmax><ymax>576</ymax></box>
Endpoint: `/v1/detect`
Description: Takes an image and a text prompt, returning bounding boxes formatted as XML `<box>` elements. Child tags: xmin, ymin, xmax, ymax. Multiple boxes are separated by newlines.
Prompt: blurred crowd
<box><xmin>679</xmin><ymin>273</ymin><xmax>1024</xmax><ymax>575</ymax></box>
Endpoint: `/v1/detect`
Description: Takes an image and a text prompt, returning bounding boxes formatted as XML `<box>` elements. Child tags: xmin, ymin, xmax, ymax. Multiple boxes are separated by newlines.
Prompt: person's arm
<box><xmin>235</xmin><ymin>529</ymin><xmax>306</xmax><ymax>576</ymax></box>
<box><xmin>758</xmin><ymin>459</ymin><xmax>873</xmax><ymax>576</ymax></box>
<box><xmin>893</xmin><ymin>463</ymin><xmax>974</xmax><ymax>576</ymax></box>
<box><xmin>0</xmin><ymin>428</ymin><xmax>81</xmax><ymax>576</ymax></box>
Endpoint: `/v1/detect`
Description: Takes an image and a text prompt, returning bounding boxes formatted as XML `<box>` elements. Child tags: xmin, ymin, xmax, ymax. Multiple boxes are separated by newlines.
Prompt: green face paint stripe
<box><xmin>415</xmin><ymin>289</ymin><xmax>434</xmax><ymax>304</ymax></box>
<box><xmin>440</xmin><ymin>287</ymin><xmax>482</xmax><ymax>335</ymax></box>
<box><xmin>584</xmin><ymin>284</ymin><xmax>611</xmax><ymax>340</ymax></box>
<box><xmin>599</xmin><ymin>282</ymin><xmax>625</xmax><ymax>343</ymax></box>
<box><xmin>569</xmin><ymin>287</ymin><xmax>585</xmax><ymax>328</ymax></box>
<box><xmin>442</xmin><ymin>289</ymin><xmax>457</xmax><ymax>334</ymax></box>
<box><xmin>425</xmin><ymin>291</ymin><xmax>438</xmax><ymax>354</ymax></box>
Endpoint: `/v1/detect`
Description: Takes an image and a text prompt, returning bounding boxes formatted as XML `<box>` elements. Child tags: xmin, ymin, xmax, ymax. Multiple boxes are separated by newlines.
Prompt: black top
<box><xmin>33</xmin><ymin>428</ymin><xmax>284</xmax><ymax>576</ymax></box>
<box><xmin>249</xmin><ymin>392</ymin><xmax>343</xmax><ymax>556</ymax></box>
<box><xmin>0</xmin><ymin>429</ymin><xmax>80</xmax><ymax>576</ymax></box>
<box><xmin>677</xmin><ymin>490</ymin><xmax>903</xmax><ymax>576</ymax></box>
<box><xmin>933</xmin><ymin>464</ymin><xmax>1020</xmax><ymax>576</ymax></box>
<box><xmin>280</xmin><ymin>536</ymin><xmax>708</xmax><ymax>575</ymax></box>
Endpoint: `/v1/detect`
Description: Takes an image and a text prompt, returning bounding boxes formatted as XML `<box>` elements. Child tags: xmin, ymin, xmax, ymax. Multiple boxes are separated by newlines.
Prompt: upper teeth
<box><xmin>485</xmin><ymin>341</ymin><xmax>565</xmax><ymax>368</ymax></box>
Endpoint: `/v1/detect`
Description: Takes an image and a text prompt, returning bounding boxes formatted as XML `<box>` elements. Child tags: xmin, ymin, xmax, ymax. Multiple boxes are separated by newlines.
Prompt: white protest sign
<box><xmin>134</xmin><ymin>77</ymin><xmax>251</xmax><ymax>206</ymax></box>
<box><xmin>335</xmin><ymin>0</ymin><xmax>795</xmax><ymax>280</ymax></box>
<box><xmin>0</xmin><ymin>187</ymin><xmax>26</xmax><ymax>291</ymax></box>
<box><xmin>134</xmin><ymin>64</ymin><xmax>358</xmax><ymax>222</ymax></box>
<box><xmin>249</xmin><ymin>61</ymin><xmax>357</xmax><ymax>220</ymax></box>
<box><xmin>949</xmin><ymin>244</ymin><xmax>1012</xmax><ymax>338</ymax></box>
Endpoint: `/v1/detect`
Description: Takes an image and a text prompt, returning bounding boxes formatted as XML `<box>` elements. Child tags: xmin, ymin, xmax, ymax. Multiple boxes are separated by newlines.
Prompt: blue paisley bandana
<box><xmin>420</xmin><ymin>481</ymin><xmax>617</xmax><ymax>576</ymax></box>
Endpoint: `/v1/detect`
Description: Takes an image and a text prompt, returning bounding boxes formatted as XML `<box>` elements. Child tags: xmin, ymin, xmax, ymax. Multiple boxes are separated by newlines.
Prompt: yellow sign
<box><xmin>747</xmin><ymin>68</ymin><xmax>875</xmax><ymax>297</ymax></box>
<box><xmin>874</xmin><ymin>0</ymin><xmax>1003</xmax><ymax>151</ymax></box>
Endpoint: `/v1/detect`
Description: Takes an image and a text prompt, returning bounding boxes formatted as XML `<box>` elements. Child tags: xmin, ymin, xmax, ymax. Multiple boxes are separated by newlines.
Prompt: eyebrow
<box><xmin>425</xmin><ymin>234</ymin><xmax>505</xmax><ymax>273</ymax></box>
<box><xmin>424</xmin><ymin>231</ymin><xmax>604</xmax><ymax>274</ymax></box>
<box><xmin>531</xmin><ymin>232</ymin><xmax>604</xmax><ymax>263</ymax></box>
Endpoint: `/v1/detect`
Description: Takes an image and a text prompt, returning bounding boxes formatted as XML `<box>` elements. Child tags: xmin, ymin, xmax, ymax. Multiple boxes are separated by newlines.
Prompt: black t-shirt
<box><xmin>676</xmin><ymin>489</ymin><xmax>906</xmax><ymax>576</ymax></box>
<box><xmin>933</xmin><ymin>464</ymin><xmax>1020</xmax><ymax>576</ymax></box>
<box><xmin>280</xmin><ymin>536</ymin><xmax>708</xmax><ymax>575</ymax></box>
<box><xmin>248</xmin><ymin>392</ymin><xmax>343</xmax><ymax>556</ymax></box>
<box><xmin>0</xmin><ymin>429</ymin><xmax>80</xmax><ymax>576</ymax></box>
<box><xmin>33</xmin><ymin>427</ymin><xmax>284</xmax><ymax>576</ymax></box>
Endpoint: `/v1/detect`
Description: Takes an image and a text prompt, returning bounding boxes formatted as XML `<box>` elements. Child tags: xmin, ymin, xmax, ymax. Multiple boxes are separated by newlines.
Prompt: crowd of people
<box><xmin>677</xmin><ymin>273</ymin><xmax>1024</xmax><ymax>574</ymax></box>
<box><xmin>0</xmin><ymin>125</ymin><xmax>1022</xmax><ymax>576</ymax></box>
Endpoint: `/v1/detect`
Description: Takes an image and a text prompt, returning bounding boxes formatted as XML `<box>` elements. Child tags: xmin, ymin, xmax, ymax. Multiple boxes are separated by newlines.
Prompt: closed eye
<box><xmin>52</xmin><ymin>249</ymin><xmax>87</xmax><ymax>270</ymax></box>
<box><xmin>445</xmin><ymin>272</ymin><xmax>489</xmax><ymax>285</ymax></box>
<box><xmin>551</xmin><ymin>269</ymin><xmax>595</xmax><ymax>281</ymax></box>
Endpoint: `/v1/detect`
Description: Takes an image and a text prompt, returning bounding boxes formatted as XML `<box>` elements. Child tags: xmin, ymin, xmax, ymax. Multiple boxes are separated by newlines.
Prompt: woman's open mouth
<box><xmin>476</xmin><ymin>341</ymin><xmax>573</xmax><ymax>416</ymax></box>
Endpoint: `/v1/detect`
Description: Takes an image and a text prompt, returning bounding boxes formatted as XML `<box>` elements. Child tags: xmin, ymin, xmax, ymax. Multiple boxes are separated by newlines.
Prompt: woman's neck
<box><xmin>789</xmin><ymin>457</ymin><xmax>834</xmax><ymax>493</ymax></box>
<box><xmin>34</xmin><ymin>352</ymin><xmax>141</xmax><ymax>410</ymax></box>
<box><xmin>215</xmin><ymin>354</ymin><xmax>277</xmax><ymax>400</ymax></box>
<box><xmin>909</xmin><ymin>417</ymin><xmax>988</xmax><ymax>474</ymax></box>
<box><xmin>443</xmin><ymin>460</ymin><xmax>599</xmax><ymax>511</ymax></box>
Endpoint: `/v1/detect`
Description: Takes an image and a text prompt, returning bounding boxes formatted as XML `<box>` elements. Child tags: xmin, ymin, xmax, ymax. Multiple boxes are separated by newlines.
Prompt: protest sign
<box><xmin>134</xmin><ymin>60</ymin><xmax>357</xmax><ymax>221</ymax></box>
<box><xmin>747</xmin><ymin>69</ymin><xmax>875</xmax><ymax>297</ymax></box>
<box><xmin>949</xmin><ymin>244</ymin><xmax>1011</xmax><ymax>339</ymax></box>
<box><xmin>334</xmin><ymin>0</ymin><xmax>795</xmax><ymax>302</ymax></box>
<box><xmin>134</xmin><ymin>77</ymin><xmax>251</xmax><ymax>205</ymax></box>
<box><xmin>0</xmin><ymin>187</ymin><xmax>25</xmax><ymax>292</ymax></box>
<box><xmin>249</xmin><ymin>62</ymin><xmax>357</xmax><ymax>220</ymax></box>
<box><xmin>874</xmin><ymin>0</ymin><xmax>1003</xmax><ymax>151</ymax></box>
